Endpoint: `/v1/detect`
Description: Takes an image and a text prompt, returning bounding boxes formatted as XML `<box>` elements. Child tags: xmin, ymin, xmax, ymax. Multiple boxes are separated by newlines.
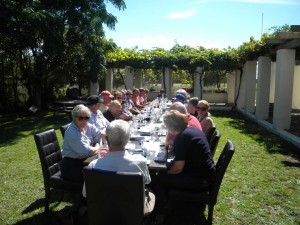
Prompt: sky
<box><xmin>104</xmin><ymin>0</ymin><xmax>300</xmax><ymax>50</ymax></box>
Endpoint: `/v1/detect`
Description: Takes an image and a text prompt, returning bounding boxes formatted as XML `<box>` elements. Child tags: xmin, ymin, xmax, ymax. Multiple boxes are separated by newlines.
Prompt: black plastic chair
<box><xmin>209</xmin><ymin>130</ymin><xmax>221</xmax><ymax>157</ymax></box>
<box><xmin>168</xmin><ymin>140</ymin><xmax>235</xmax><ymax>225</ymax></box>
<box><xmin>59</xmin><ymin>123</ymin><xmax>71</xmax><ymax>138</ymax></box>
<box><xmin>83</xmin><ymin>167</ymin><xmax>145</xmax><ymax>225</ymax></box>
<box><xmin>205</xmin><ymin>125</ymin><xmax>216</xmax><ymax>144</ymax></box>
<box><xmin>34</xmin><ymin>129</ymin><xmax>82</xmax><ymax>214</ymax></box>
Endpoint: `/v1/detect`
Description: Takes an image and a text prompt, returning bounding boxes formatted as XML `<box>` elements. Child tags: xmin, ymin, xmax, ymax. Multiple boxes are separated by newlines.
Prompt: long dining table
<box><xmin>84</xmin><ymin>97</ymin><xmax>172</xmax><ymax>170</ymax></box>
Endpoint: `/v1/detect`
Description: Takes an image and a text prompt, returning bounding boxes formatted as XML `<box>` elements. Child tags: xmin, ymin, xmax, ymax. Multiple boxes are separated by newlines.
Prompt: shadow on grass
<box><xmin>12</xmin><ymin>212</ymin><xmax>59</xmax><ymax>225</ymax></box>
<box><xmin>212</xmin><ymin>109</ymin><xmax>300</xmax><ymax>167</ymax></box>
<box><xmin>17</xmin><ymin>192</ymin><xmax>76</xmax><ymax>225</ymax></box>
<box><xmin>0</xmin><ymin>111</ymin><xmax>69</xmax><ymax>147</ymax></box>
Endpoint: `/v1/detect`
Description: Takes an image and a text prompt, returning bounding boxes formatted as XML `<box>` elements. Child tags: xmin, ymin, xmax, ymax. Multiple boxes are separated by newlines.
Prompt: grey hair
<box><xmin>163</xmin><ymin>110</ymin><xmax>188</xmax><ymax>133</ymax></box>
<box><xmin>170</xmin><ymin>102</ymin><xmax>188</xmax><ymax>114</ymax></box>
<box><xmin>106</xmin><ymin>119</ymin><xmax>130</xmax><ymax>147</ymax></box>
<box><xmin>72</xmin><ymin>104</ymin><xmax>91</xmax><ymax>120</ymax></box>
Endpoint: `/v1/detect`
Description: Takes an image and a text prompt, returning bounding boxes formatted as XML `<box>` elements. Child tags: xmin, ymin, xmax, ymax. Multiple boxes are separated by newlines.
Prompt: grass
<box><xmin>1</xmin><ymin>110</ymin><xmax>300</xmax><ymax>225</ymax></box>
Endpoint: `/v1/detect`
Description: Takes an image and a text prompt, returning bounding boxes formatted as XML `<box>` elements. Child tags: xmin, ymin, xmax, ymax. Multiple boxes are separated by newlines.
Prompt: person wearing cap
<box><xmin>171</xmin><ymin>93</ymin><xmax>185</xmax><ymax>104</ymax></box>
<box><xmin>103</xmin><ymin>100</ymin><xmax>122</xmax><ymax>122</ymax></box>
<box><xmin>187</xmin><ymin>97</ymin><xmax>199</xmax><ymax>118</ymax></box>
<box><xmin>99</xmin><ymin>90</ymin><xmax>114</xmax><ymax>113</ymax></box>
<box><xmin>86</xmin><ymin>95</ymin><xmax>110</xmax><ymax>137</ymax></box>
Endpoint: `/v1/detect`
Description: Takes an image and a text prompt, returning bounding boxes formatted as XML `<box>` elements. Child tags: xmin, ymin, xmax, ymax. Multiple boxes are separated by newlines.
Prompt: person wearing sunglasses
<box><xmin>114</xmin><ymin>91</ymin><xmax>132</xmax><ymax>121</ymax></box>
<box><xmin>196</xmin><ymin>100</ymin><xmax>214</xmax><ymax>136</ymax></box>
<box><xmin>61</xmin><ymin>104</ymin><xmax>101</xmax><ymax>183</ymax></box>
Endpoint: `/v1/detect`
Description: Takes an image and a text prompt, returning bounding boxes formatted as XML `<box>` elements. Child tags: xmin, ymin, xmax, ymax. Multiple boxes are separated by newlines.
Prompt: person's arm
<box><xmin>167</xmin><ymin>160</ymin><xmax>185</xmax><ymax>174</ymax></box>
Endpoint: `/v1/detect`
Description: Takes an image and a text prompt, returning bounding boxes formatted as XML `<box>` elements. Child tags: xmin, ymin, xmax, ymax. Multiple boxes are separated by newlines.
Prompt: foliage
<box><xmin>0</xmin><ymin>0</ymin><xmax>126</xmax><ymax>111</ymax></box>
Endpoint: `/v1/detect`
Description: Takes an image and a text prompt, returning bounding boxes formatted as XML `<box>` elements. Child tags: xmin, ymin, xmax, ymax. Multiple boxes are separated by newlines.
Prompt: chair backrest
<box><xmin>34</xmin><ymin>129</ymin><xmax>62</xmax><ymax>186</ymax></box>
<box><xmin>59</xmin><ymin>123</ymin><xmax>71</xmax><ymax>138</ymax></box>
<box><xmin>83</xmin><ymin>167</ymin><xmax>145</xmax><ymax>225</ymax></box>
<box><xmin>206</xmin><ymin>125</ymin><xmax>216</xmax><ymax>144</ymax></box>
<box><xmin>210</xmin><ymin>140</ymin><xmax>234</xmax><ymax>206</ymax></box>
<box><xmin>209</xmin><ymin>130</ymin><xmax>221</xmax><ymax>157</ymax></box>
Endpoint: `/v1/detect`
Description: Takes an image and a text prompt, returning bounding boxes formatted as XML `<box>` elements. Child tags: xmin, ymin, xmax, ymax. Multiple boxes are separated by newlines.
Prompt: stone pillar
<box><xmin>105</xmin><ymin>68</ymin><xmax>113</xmax><ymax>92</ymax></box>
<box><xmin>134</xmin><ymin>69</ymin><xmax>143</xmax><ymax>88</ymax></box>
<box><xmin>89</xmin><ymin>81</ymin><xmax>99</xmax><ymax>95</ymax></box>
<box><xmin>269</xmin><ymin>62</ymin><xmax>276</xmax><ymax>103</ymax></box>
<box><xmin>236</xmin><ymin>67</ymin><xmax>246</xmax><ymax>110</ymax></box>
<box><xmin>292</xmin><ymin>65</ymin><xmax>300</xmax><ymax>109</ymax></box>
<box><xmin>164</xmin><ymin>67</ymin><xmax>172</xmax><ymax>99</ymax></box>
<box><xmin>273</xmin><ymin>49</ymin><xmax>296</xmax><ymax>130</ymax></box>
<box><xmin>244</xmin><ymin>61</ymin><xmax>257</xmax><ymax>114</ymax></box>
<box><xmin>193</xmin><ymin>67</ymin><xmax>202</xmax><ymax>98</ymax></box>
<box><xmin>124</xmin><ymin>66</ymin><xmax>134</xmax><ymax>90</ymax></box>
<box><xmin>256</xmin><ymin>56</ymin><xmax>271</xmax><ymax>120</ymax></box>
<box><xmin>227</xmin><ymin>72</ymin><xmax>236</xmax><ymax>104</ymax></box>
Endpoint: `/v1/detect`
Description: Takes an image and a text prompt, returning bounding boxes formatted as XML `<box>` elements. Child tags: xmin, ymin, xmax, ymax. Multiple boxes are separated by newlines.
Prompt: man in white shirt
<box><xmin>82</xmin><ymin>119</ymin><xmax>155</xmax><ymax>215</ymax></box>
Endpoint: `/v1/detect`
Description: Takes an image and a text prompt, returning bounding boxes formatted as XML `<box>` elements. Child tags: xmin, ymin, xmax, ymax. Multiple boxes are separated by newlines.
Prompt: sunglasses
<box><xmin>197</xmin><ymin>107</ymin><xmax>207</xmax><ymax>111</ymax></box>
<box><xmin>116</xmin><ymin>97</ymin><xmax>123</xmax><ymax>99</ymax></box>
<box><xmin>77</xmin><ymin>116</ymin><xmax>90</xmax><ymax>121</ymax></box>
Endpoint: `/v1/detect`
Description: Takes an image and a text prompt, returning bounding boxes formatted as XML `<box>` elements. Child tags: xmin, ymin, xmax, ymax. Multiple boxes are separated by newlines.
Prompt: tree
<box><xmin>0</xmin><ymin>0</ymin><xmax>126</xmax><ymax>111</ymax></box>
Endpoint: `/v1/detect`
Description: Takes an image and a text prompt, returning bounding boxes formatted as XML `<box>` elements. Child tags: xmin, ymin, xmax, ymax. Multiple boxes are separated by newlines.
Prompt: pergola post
<box><xmin>292</xmin><ymin>65</ymin><xmax>300</xmax><ymax>109</ymax></box>
<box><xmin>227</xmin><ymin>72</ymin><xmax>236</xmax><ymax>104</ymax></box>
<box><xmin>164</xmin><ymin>67</ymin><xmax>172</xmax><ymax>99</ymax></box>
<box><xmin>89</xmin><ymin>81</ymin><xmax>99</xmax><ymax>95</ymax></box>
<box><xmin>193</xmin><ymin>67</ymin><xmax>202</xmax><ymax>98</ymax></box>
<box><xmin>256</xmin><ymin>56</ymin><xmax>271</xmax><ymax>120</ymax></box>
<box><xmin>134</xmin><ymin>69</ymin><xmax>143</xmax><ymax>88</ymax></box>
<box><xmin>236</xmin><ymin>67</ymin><xmax>246</xmax><ymax>110</ymax></box>
<box><xmin>244</xmin><ymin>61</ymin><xmax>257</xmax><ymax>114</ymax></box>
<box><xmin>273</xmin><ymin>49</ymin><xmax>296</xmax><ymax>130</ymax></box>
<box><xmin>125</xmin><ymin>66</ymin><xmax>134</xmax><ymax>90</ymax></box>
<box><xmin>105</xmin><ymin>68</ymin><xmax>113</xmax><ymax>92</ymax></box>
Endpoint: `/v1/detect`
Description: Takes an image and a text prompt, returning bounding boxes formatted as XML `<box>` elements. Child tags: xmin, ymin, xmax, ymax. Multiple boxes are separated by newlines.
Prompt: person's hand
<box><xmin>99</xmin><ymin>148</ymin><xmax>109</xmax><ymax>157</ymax></box>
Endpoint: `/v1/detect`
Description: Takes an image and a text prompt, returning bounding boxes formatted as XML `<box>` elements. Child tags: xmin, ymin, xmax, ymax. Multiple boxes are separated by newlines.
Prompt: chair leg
<box><xmin>207</xmin><ymin>205</ymin><xmax>214</xmax><ymax>225</ymax></box>
<box><xmin>44</xmin><ymin>188</ymin><xmax>50</xmax><ymax>215</ymax></box>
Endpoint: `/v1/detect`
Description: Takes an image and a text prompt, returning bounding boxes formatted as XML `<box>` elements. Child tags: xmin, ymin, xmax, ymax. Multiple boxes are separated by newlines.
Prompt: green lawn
<box><xmin>1</xmin><ymin>110</ymin><xmax>300</xmax><ymax>225</ymax></box>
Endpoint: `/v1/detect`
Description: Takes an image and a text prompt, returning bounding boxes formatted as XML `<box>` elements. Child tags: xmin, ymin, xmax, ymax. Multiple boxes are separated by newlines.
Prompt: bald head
<box><xmin>170</xmin><ymin>102</ymin><xmax>188</xmax><ymax>115</ymax></box>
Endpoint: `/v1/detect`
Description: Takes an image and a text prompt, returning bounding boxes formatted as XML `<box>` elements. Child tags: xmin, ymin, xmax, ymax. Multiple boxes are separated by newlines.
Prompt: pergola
<box><xmin>233</xmin><ymin>25</ymin><xmax>300</xmax><ymax>147</ymax></box>
<box><xmin>94</xmin><ymin>25</ymin><xmax>300</xmax><ymax>147</ymax></box>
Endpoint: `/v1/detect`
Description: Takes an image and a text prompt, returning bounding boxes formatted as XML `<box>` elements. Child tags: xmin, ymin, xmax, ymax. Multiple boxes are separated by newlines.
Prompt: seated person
<box><xmin>187</xmin><ymin>97</ymin><xmax>199</xmax><ymax>118</ymax></box>
<box><xmin>171</xmin><ymin>93</ymin><xmax>185</xmax><ymax>104</ymax></box>
<box><xmin>165</xmin><ymin>102</ymin><xmax>202</xmax><ymax>149</ymax></box>
<box><xmin>151</xmin><ymin>110</ymin><xmax>215</xmax><ymax>219</ymax></box>
<box><xmin>83</xmin><ymin>119</ymin><xmax>155</xmax><ymax>215</ymax></box>
<box><xmin>103</xmin><ymin>100</ymin><xmax>122</xmax><ymax>122</ymax></box>
<box><xmin>99</xmin><ymin>90</ymin><xmax>114</xmax><ymax>113</ymax></box>
<box><xmin>124</xmin><ymin>89</ymin><xmax>140</xmax><ymax>115</ymax></box>
<box><xmin>61</xmin><ymin>104</ymin><xmax>101</xmax><ymax>183</ymax></box>
<box><xmin>86</xmin><ymin>95</ymin><xmax>110</xmax><ymax>136</ymax></box>
<box><xmin>197</xmin><ymin>100</ymin><xmax>214</xmax><ymax>136</ymax></box>
<box><xmin>114</xmin><ymin>91</ymin><xmax>132</xmax><ymax>121</ymax></box>
<box><xmin>157</xmin><ymin>89</ymin><xmax>167</xmax><ymax>98</ymax></box>
<box><xmin>132</xmin><ymin>88</ymin><xmax>144</xmax><ymax>110</ymax></box>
